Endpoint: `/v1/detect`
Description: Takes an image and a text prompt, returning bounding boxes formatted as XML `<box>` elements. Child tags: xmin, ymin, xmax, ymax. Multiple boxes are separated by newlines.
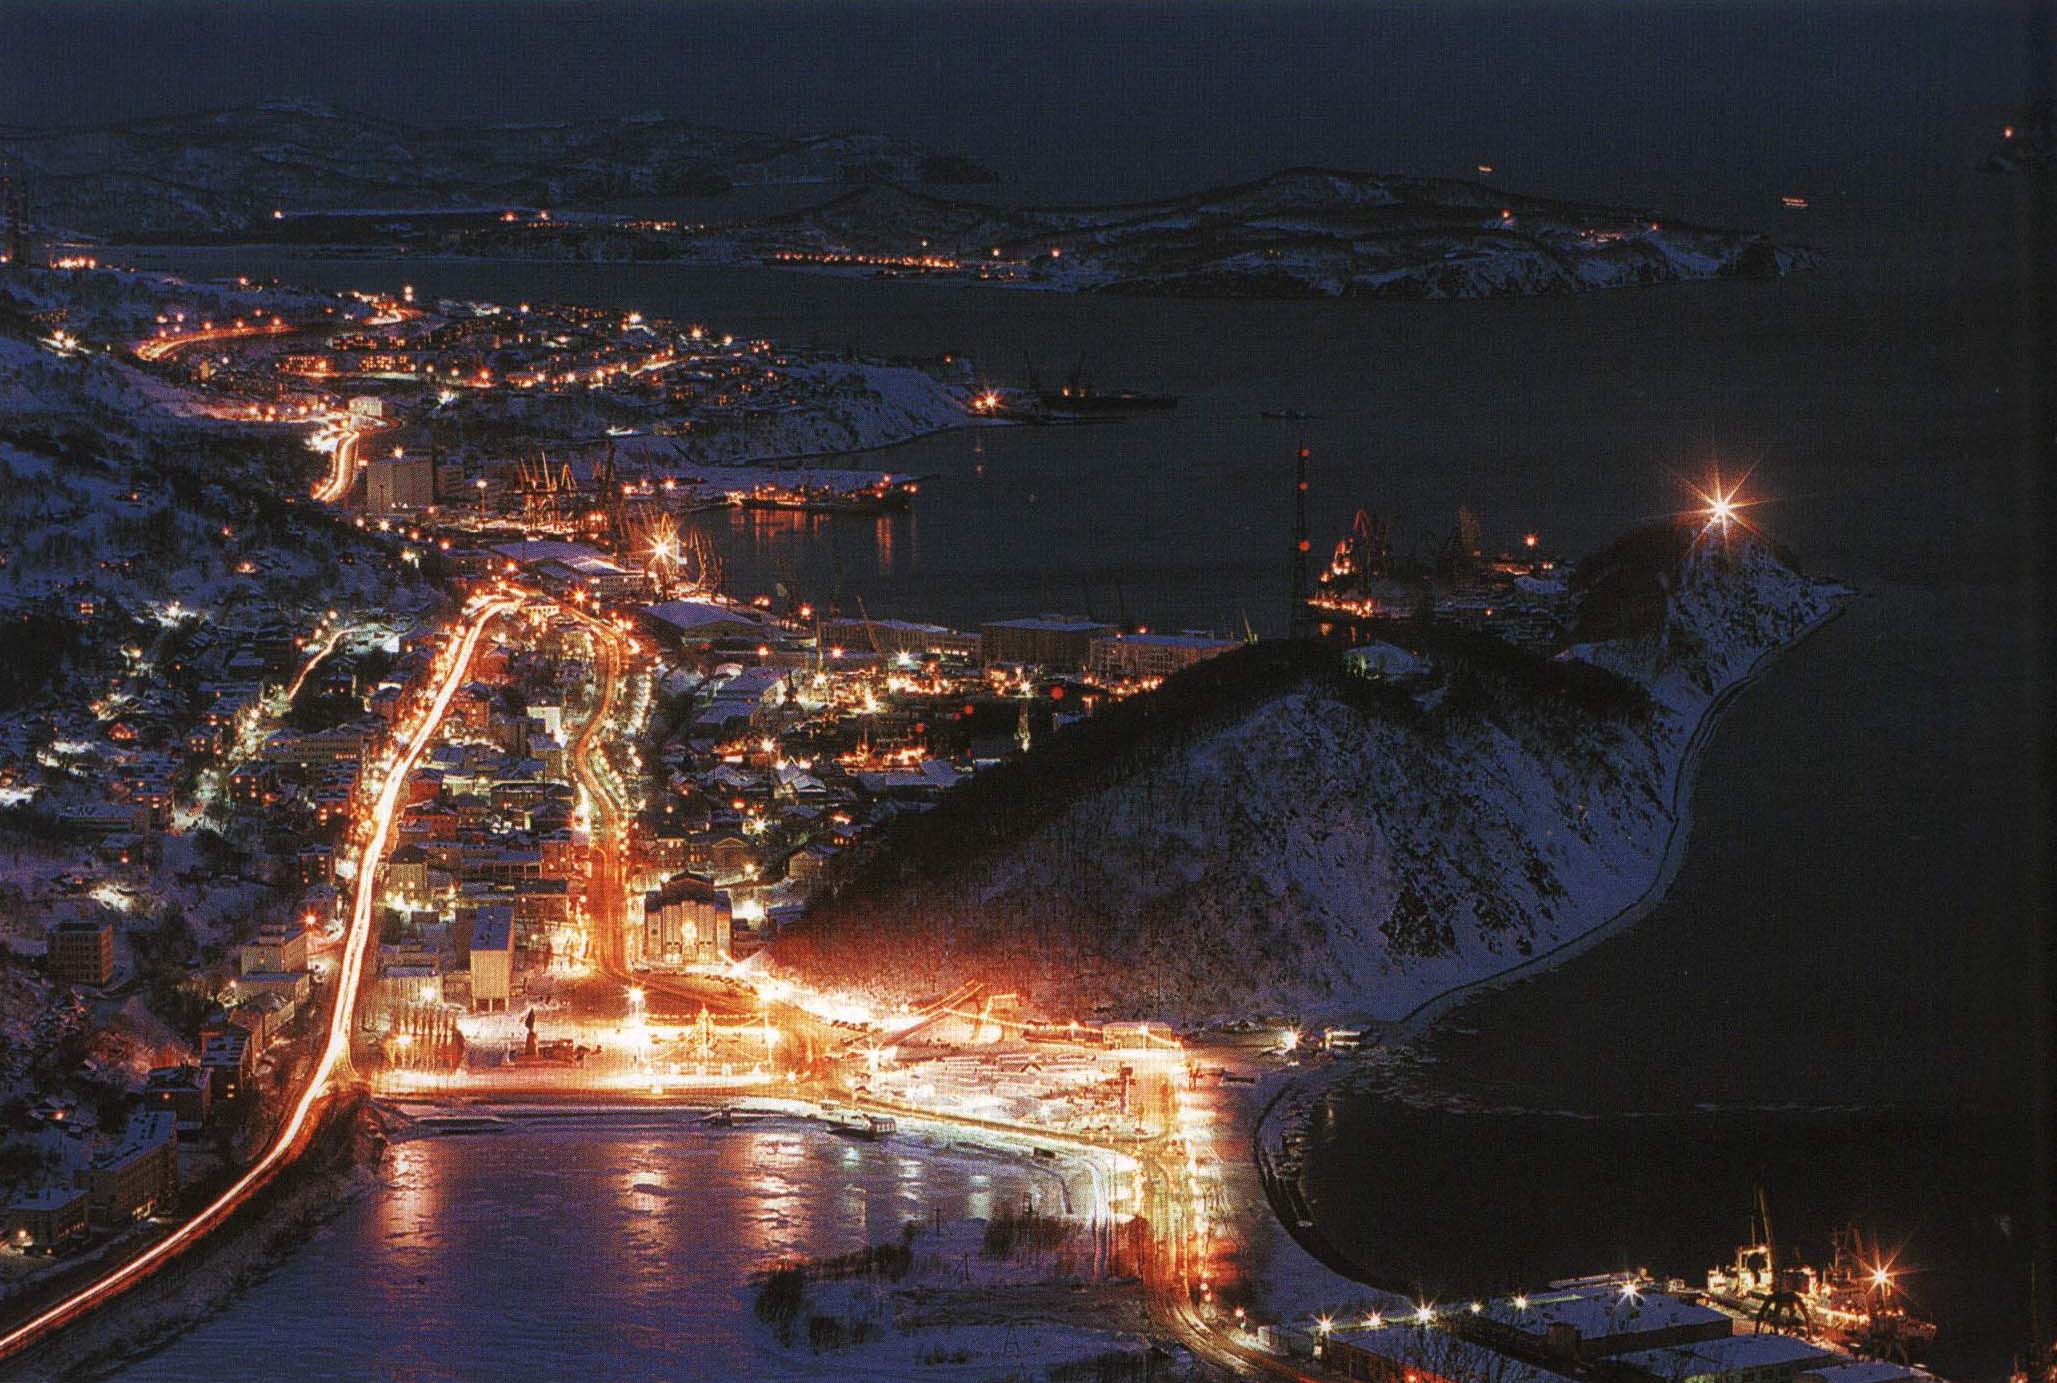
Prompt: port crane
<box><xmin>1750</xmin><ymin>1185</ymin><xmax>1813</xmax><ymax>1334</ymax></box>
<box><xmin>515</xmin><ymin>449</ymin><xmax>575</xmax><ymax>529</ymax></box>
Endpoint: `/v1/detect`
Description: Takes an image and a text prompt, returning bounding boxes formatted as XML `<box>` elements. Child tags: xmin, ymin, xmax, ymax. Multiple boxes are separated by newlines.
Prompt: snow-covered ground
<box><xmin>614</xmin><ymin>360</ymin><xmax>972</xmax><ymax>469</ymax></box>
<box><xmin>776</xmin><ymin>530</ymin><xmax>1847</xmax><ymax>1025</ymax></box>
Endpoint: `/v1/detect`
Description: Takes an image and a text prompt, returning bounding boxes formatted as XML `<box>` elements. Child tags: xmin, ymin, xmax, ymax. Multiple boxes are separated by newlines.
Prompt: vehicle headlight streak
<box><xmin>0</xmin><ymin>593</ymin><xmax>517</xmax><ymax>1362</ymax></box>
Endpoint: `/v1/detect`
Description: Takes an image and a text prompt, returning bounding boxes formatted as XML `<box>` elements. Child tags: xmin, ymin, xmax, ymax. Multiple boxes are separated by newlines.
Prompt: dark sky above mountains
<box><xmin>0</xmin><ymin>1</ymin><xmax>2033</xmax><ymax>211</ymax></box>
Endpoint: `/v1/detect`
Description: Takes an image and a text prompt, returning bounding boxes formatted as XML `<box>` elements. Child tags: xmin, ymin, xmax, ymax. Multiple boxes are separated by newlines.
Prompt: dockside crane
<box><xmin>1753</xmin><ymin>1185</ymin><xmax>1813</xmax><ymax>1334</ymax></box>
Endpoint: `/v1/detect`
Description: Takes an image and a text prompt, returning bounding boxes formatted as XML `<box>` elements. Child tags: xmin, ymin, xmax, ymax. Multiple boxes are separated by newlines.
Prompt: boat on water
<box><xmin>731</xmin><ymin>481</ymin><xmax>915</xmax><ymax>517</ymax></box>
<box><xmin>1259</xmin><ymin>409</ymin><xmax>1320</xmax><ymax>421</ymax></box>
<box><xmin>1033</xmin><ymin>360</ymin><xmax>1178</xmax><ymax>415</ymax></box>
<box><xmin>413</xmin><ymin>1113</ymin><xmax>509</xmax><ymax>1135</ymax></box>
<box><xmin>825</xmin><ymin>1112</ymin><xmax>897</xmax><ymax>1141</ymax></box>
<box><xmin>1040</xmin><ymin>387</ymin><xmax>1179</xmax><ymax>415</ymax></box>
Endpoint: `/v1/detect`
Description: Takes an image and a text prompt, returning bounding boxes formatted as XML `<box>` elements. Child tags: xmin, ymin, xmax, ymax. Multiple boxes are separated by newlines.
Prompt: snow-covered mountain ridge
<box><xmin>773</xmin><ymin>526</ymin><xmax>1844</xmax><ymax>1022</ymax></box>
<box><xmin>0</xmin><ymin>104</ymin><xmax>996</xmax><ymax>239</ymax></box>
<box><xmin>436</xmin><ymin>167</ymin><xmax>1815</xmax><ymax>300</ymax></box>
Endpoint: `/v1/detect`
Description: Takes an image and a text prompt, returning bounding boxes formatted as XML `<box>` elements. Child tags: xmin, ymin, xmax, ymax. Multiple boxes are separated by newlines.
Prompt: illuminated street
<box><xmin>0</xmin><ymin>590</ymin><xmax>515</xmax><ymax>1361</ymax></box>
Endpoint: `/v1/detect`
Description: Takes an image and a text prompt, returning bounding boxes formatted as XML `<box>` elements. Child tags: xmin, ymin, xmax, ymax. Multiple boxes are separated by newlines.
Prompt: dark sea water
<box><xmin>118</xmin><ymin>3</ymin><xmax>2044</xmax><ymax>1375</ymax></box>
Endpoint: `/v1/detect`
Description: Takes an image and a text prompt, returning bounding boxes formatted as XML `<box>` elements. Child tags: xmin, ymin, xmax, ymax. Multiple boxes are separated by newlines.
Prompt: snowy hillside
<box><xmin>772</xmin><ymin>526</ymin><xmax>1844</xmax><ymax>1022</ymax></box>
<box><xmin>628</xmin><ymin>361</ymin><xmax>970</xmax><ymax>467</ymax></box>
<box><xmin>682</xmin><ymin>167</ymin><xmax>1814</xmax><ymax>299</ymax></box>
<box><xmin>0</xmin><ymin>103</ymin><xmax>996</xmax><ymax>239</ymax></box>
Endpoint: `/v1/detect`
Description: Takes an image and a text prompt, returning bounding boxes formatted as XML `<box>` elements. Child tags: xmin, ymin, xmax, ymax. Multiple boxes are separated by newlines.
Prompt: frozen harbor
<box><xmin>103</xmin><ymin>1113</ymin><xmax>1112</xmax><ymax>1382</ymax></box>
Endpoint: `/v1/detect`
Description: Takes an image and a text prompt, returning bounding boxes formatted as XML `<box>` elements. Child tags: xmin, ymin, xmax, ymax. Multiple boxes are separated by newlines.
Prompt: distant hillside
<box><xmin>1</xmin><ymin>110</ymin><xmax>1815</xmax><ymax>299</ymax></box>
<box><xmin>742</xmin><ymin>168</ymin><xmax>1815</xmax><ymax>297</ymax></box>
<box><xmin>0</xmin><ymin>101</ymin><xmax>996</xmax><ymax>238</ymax></box>
<box><xmin>428</xmin><ymin>165</ymin><xmax>1816</xmax><ymax>299</ymax></box>
<box><xmin>770</xmin><ymin>526</ymin><xmax>1843</xmax><ymax>1022</ymax></box>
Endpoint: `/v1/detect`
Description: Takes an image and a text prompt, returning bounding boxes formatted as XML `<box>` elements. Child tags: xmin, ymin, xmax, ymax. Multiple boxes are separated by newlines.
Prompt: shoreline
<box><xmin>2</xmin><ymin>1094</ymin><xmax>385</xmax><ymax>1383</ymax></box>
<box><xmin>1247</xmin><ymin>587</ymin><xmax>1857</xmax><ymax>1300</ymax></box>
<box><xmin>117</xmin><ymin>242</ymin><xmax>1817</xmax><ymax>302</ymax></box>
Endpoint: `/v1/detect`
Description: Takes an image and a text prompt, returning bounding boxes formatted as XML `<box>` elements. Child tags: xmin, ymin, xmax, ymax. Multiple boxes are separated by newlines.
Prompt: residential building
<box><xmin>144</xmin><ymin>1065</ymin><xmax>211</xmax><ymax>1133</ymax></box>
<box><xmin>76</xmin><ymin>1111</ymin><xmax>178</xmax><ymax>1225</ymax></box>
<box><xmin>4</xmin><ymin>1187</ymin><xmax>88</xmax><ymax>1250</ymax></box>
<box><xmin>238</xmin><ymin>917</ymin><xmax>309</xmax><ymax>976</ymax></box>
<box><xmin>366</xmin><ymin>450</ymin><xmax>435</xmax><ymax>510</ymax></box>
<box><xmin>200</xmin><ymin>1028</ymin><xmax>255</xmax><ymax>1101</ymax></box>
<box><xmin>48</xmin><ymin>918</ymin><xmax>114</xmax><ymax>987</ymax></box>
<box><xmin>469</xmin><ymin>906</ymin><xmax>514</xmax><ymax>1011</ymax></box>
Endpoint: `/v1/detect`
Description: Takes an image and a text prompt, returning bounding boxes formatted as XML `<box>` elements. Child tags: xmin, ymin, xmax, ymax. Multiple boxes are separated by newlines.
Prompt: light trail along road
<box><xmin>564</xmin><ymin>609</ymin><xmax>634</xmax><ymax>981</ymax></box>
<box><xmin>557</xmin><ymin>605</ymin><xmax>773</xmax><ymax>1026</ymax></box>
<box><xmin>311</xmin><ymin>416</ymin><xmax>377</xmax><ymax>505</ymax></box>
<box><xmin>278</xmin><ymin>618</ymin><xmax>365</xmax><ymax>708</ymax></box>
<box><xmin>0</xmin><ymin>591</ymin><xmax>520</xmax><ymax>1365</ymax></box>
<box><xmin>133</xmin><ymin>318</ymin><xmax>295</xmax><ymax>363</ymax></box>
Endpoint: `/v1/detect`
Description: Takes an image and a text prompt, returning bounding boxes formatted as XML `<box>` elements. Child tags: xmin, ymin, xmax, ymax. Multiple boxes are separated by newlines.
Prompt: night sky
<box><xmin>0</xmin><ymin>1</ymin><xmax>2032</xmax><ymax>209</ymax></box>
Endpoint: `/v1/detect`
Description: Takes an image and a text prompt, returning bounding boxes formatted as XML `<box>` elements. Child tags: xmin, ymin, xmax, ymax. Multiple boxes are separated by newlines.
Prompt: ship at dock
<box><xmin>729</xmin><ymin>478</ymin><xmax>917</xmax><ymax>516</ymax></box>
<box><xmin>1032</xmin><ymin>359</ymin><xmax>1178</xmax><ymax>416</ymax></box>
<box><xmin>1704</xmin><ymin>1192</ymin><xmax>1938</xmax><ymax>1362</ymax></box>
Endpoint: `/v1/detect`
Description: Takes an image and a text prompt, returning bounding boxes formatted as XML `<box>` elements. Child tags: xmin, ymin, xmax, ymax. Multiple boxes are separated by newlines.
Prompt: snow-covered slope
<box><xmin>773</xmin><ymin>528</ymin><xmax>1843</xmax><ymax>1022</ymax></box>
<box><xmin>703</xmin><ymin>168</ymin><xmax>1816</xmax><ymax>299</ymax></box>
<box><xmin>618</xmin><ymin>361</ymin><xmax>971</xmax><ymax>467</ymax></box>
<box><xmin>1</xmin><ymin>104</ymin><xmax>995</xmax><ymax>238</ymax></box>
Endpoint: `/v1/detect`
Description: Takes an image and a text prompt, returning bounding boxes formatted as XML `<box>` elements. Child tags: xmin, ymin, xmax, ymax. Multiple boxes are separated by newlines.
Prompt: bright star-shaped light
<box><xmin>1684</xmin><ymin>463</ymin><xmax>1766</xmax><ymax>541</ymax></box>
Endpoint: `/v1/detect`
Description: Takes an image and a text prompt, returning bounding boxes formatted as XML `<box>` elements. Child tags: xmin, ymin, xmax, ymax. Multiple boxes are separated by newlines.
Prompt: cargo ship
<box><xmin>1705</xmin><ymin>1195</ymin><xmax>1937</xmax><ymax>1360</ymax></box>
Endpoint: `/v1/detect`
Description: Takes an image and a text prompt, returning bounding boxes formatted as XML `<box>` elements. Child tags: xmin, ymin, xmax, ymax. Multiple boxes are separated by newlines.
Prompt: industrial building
<box><xmin>491</xmin><ymin>539</ymin><xmax>646</xmax><ymax>600</ymax></box>
<box><xmin>1464</xmin><ymin>1283</ymin><xmax>1734</xmax><ymax>1364</ymax></box>
<box><xmin>1324</xmin><ymin>1323</ymin><xmax>1582</xmax><ymax>1383</ymax></box>
<box><xmin>981</xmin><ymin>616</ymin><xmax>1118</xmax><ymax>670</ymax></box>
<box><xmin>1612</xmin><ymin>1333</ymin><xmax>1837</xmax><ymax>1383</ymax></box>
<box><xmin>822</xmin><ymin>617</ymin><xmax>980</xmax><ymax>661</ymax></box>
<box><xmin>642</xmin><ymin>598</ymin><xmax>769</xmax><ymax>644</ymax></box>
<box><xmin>1087</xmin><ymin>631</ymin><xmax>1241</xmax><ymax>681</ymax></box>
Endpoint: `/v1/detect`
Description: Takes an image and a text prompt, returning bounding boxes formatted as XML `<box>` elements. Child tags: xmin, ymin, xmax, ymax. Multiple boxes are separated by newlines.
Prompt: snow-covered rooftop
<box><xmin>1616</xmin><ymin>1332</ymin><xmax>1838</xmax><ymax>1376</ymax></box>
<box><xmin>1480</xmin><ymin>1285</ymin><xmax>1730</xmax><ymax>1339</ymax></box>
